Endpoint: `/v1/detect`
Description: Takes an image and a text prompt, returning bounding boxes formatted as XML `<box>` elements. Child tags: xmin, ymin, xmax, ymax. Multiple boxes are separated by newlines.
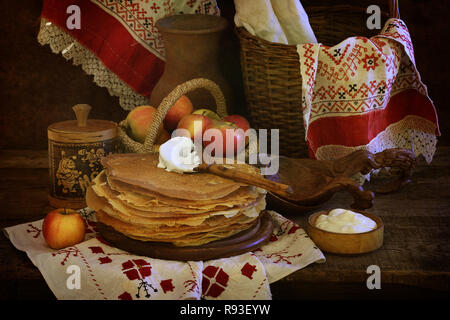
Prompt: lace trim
<box><xmin>315</xmin><ymin>116</ymin><xmax>437</xmax><ymax>163</ymax></box>
<box><xmin>37</xmin><ymin>19</ymin><xmax>149</xmax><ymax>111</ymax></box>
<box><xmin>315</xmin><ymin>116</ymin><xmax>437</xmax><ymax>183</ymax></box>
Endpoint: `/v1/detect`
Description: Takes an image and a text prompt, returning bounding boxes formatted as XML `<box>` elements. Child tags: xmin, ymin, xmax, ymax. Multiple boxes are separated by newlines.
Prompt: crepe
<box><xmin>102</xmin><ymin>153</ymin><xmax>246</xmax><ymax>200</ymax></box>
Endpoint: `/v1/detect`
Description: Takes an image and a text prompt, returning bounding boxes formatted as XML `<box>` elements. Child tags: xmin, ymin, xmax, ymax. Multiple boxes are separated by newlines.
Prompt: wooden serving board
<box><xmin>97</xmin><ymin>211</ymin><xmax>274</xmax><ymax>261</ymax></box>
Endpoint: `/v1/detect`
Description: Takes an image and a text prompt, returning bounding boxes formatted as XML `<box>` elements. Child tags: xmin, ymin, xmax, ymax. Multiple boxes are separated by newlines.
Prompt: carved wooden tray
<box><xmin>97</xmin><ymin>211</ymin><xmax>274</xmax><ymax>261</ymax></box>
<box><xmin>265</xmin><ymin>148</ymin><xmax>415</xmax><ymax>213</ymax></box>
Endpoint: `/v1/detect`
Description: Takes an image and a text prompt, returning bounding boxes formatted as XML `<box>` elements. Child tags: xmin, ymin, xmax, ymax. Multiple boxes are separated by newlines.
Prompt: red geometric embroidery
<box><xmin>202</xmin><ymin>266</ymin><xmax>229</xmax><ymax>298</ymax></box>
<box><xmin>362</xmin><ymin>53</ymin><xmax>380</xmax><ymax>71</ymax></box>
<box><xmin>301</xmin><ymin>43</ymin><xmax>317</xmax><ymax>103</ymax></box>
<box><xmin>88</xmin><ymin>246</ymin><xmax>104</xmax><ymax>254</ymax></box>
<box><xmin>277</xmin><ymin>219</ymin><xmax>300</xmax><ymax>236</ymax></box>
<box><xmin>121</xmin><ymin>258</ymin><xmax>158</xmax><ymax>298</ymax></box>
<box><xmin>150</xmin><ymin>2</ymin><xmax>160</xmax><ymax>13</ymax></box>
<box><xmin>26</xmin><ymin>224</ymin><xmax>41</xmax><ymax>238</ymax></box>
<box><xmin>95</xmin><ymin>0</ymin><xmax>219</xmax><ymax>59</ymax></box>
<box><xmin>323</xmin><ymin>43</ymin><xmax>350</xmax><ymax>65</ymax></box>
<box><xmin>96</xmin><ymin>0</ymin><xmax>164</xmax><ymax>55</ymax></box>
<box><xmin>52</xmin><ymin>247</ymin><xmax>80</xmax><ymax>265</ymax></box>
<box><xmin>241</xmin><ymin>263</ymin><xmax>257</xmax><ymax>280</ymax></box>
<box><xmin>122</xmin><ymin>259</ymin><xmax>152</xmax><ymax>281</ymax></box>
<box><xmin>118</xmin><ymin>291</ymin><xmax>133</xmax><ymax>300</ymax></box>
<box><xmin>262</xmin><ymin>249</ymin><xmax>302</xmax><ymax>265</ymax></box>
<box><xmin>98</xmin><ymin>256</ymin><xmax>112</xmax><ymax>264</ymax></box>
<box><xmin>160</xmin><ymin>279</ymin><xmax>175</xmax><ymax>293</ymax></box>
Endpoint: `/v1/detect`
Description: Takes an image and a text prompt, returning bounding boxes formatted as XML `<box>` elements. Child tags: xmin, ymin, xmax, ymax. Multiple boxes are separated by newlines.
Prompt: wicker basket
<box><xmin>236</xmin><ymin>0</ymin><xmax>399</xmax><ymax>158</ymax></box>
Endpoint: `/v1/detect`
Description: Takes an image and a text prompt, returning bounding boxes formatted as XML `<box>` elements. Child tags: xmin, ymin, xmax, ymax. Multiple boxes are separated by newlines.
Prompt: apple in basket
<box><xmin>203</xmin><ymin>120</ymin><xmax>246</xmax><ymax>156</ymax></box>
<box><xmin>163</xmin><ymin>95</ymin><xmax>194</xmax><ymax>131</ymax></box>
<box><xmin>125</xmin><ymin>105</ymin><xmax>164</xmax><ymax>143</ymax></box>
<box><xmin>175</xmin><ymin>113</ymin><xmax>214</xmax><ymax>142</ymax></box>
<box><xmin>42</xmin><ymin>208</ymin><xmax>86</xmax><ymax>250</ymax></box>
<box><xmin>223</xmin><ymin>114</ymin><xmax>250</xmax><ymax>132</ymax></box>
<box><xmin>223</xmin><ymin>114</ymin><xmax>251</xmax><ymax>144</ymax></box>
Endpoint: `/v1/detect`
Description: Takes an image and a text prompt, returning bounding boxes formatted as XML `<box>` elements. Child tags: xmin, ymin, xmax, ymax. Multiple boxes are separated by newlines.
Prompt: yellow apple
<box><xmin>42</xmin><ymin>208</ymin><xmax>86</xmax><ymax>250</ymax></box>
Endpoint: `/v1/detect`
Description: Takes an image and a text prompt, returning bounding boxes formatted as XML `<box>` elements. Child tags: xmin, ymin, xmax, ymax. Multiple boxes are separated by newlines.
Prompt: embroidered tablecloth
<box><xmin>4</xmin><ymin>210</ymin><xmax>324</xmax><ymax>300</ymax></box>
<box><xmin>297</xmin><ymin>18</ymin><xmax>440</xmax><ymax>163</ymax></box>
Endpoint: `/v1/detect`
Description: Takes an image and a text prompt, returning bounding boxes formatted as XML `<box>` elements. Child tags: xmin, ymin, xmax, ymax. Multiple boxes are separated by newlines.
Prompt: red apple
<box><xmin>163</xmin><ymin>95</ymin><xmax>194</xmax><ymax>131</ymax></box>
<box><xmin>203</xmin><ymin>121</ymin><xmax>246</xmax><ymax>157</ymax></box>
<box><xmin>175</xmin><ymin>113</ymin><xmax>214</xmax><ymax>143</ymax></box>
<box><xmin>223</xmin><ymin>115</ymin><xmax>250</xmax><ymax>132</ymax></box>
<box><xmin>223</xmin><ymin>114</ymin><xmax>251</xmax><ymax>144</ymax></box>
<box><xmin>125</xmin><ymin>105</ymin><xmax>163</xmax><ymax>143</ymax></box>
<box><xmin>42</xmin><ymin>208</ymin><xmax>86</xmax><ymax>250</ymax></box>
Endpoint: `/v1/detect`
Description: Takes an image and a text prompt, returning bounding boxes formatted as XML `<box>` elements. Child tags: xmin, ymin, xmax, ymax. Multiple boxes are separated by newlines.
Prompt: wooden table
<box><xmin>0</xmin><ymin>148</ymin><xmax>449</xmax><ymax>300</ymax></box>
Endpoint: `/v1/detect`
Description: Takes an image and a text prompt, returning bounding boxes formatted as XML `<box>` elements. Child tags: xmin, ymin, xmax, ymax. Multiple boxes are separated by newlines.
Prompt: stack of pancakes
<box><xmin>86</xmin><ymin>153</ymin><xmax>266</xmax><ymax>247</ymax></box>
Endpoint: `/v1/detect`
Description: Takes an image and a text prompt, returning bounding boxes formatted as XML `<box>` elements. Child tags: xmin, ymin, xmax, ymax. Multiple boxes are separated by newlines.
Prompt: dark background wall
<box><xmin>0</xmin><ymin>0</ymin><xmax>448</xmax><ymax>150</ymax></box>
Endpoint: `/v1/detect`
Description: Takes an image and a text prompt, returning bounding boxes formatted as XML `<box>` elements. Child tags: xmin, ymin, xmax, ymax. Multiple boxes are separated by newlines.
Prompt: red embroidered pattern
<box><xmin>94</xmin><ymin>0</ymin><xmax>219</xmax><ymax>59</ymax></box>
<box><xmin>300</xmin><ymin>18</ymin><xmax>415</xmax><ymax>128</ymax></box>
<box><xmin>202</xmin><ymin>265</ymin><xmax>229</xmax><ymax>298</ymax></box>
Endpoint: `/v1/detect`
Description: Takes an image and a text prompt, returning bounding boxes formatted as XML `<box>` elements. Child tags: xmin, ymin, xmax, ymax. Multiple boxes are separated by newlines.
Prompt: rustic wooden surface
<box><xmin>0</xmin><ymin>147</ymin><xmax>449</xmax><ymax>300</ymax></box>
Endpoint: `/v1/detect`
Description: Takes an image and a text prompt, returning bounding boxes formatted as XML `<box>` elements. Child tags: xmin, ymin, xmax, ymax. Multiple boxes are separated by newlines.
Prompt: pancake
<box><xmin>102</xmin><ymin>153</ymin><xmax>246</xmax><ymax>200</ymax></box>
<box><xmin>107</xmin><ymin>173</ymin><xmax>262</xmax><ymax>210</ymax></box>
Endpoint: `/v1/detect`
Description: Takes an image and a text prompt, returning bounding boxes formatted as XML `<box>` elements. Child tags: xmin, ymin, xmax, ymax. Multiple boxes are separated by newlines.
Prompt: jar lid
<box><xmin>48</xmin><ymin>104</ymin><xmax>117</xmax><ymax>143</ymax></box>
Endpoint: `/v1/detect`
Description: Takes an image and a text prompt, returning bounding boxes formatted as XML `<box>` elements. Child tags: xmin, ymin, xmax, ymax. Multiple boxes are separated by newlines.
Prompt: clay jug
<box><xmin>150</xmin><ymin>14</ymin><xmax>232</xmax><ymax>113</ymax></box>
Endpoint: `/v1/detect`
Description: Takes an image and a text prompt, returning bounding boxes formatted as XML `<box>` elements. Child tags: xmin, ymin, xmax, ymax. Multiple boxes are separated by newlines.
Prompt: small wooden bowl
<box><xmin>306</xmin><ymin>210</ymin><xmax>384</xmax><ymax>255</ymax></box>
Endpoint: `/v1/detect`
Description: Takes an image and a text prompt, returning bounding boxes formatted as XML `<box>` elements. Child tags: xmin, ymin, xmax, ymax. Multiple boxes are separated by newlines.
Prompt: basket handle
<box><xmin>389</xmin><ymin>0</ymin><xmax>400</xmax><ymax>19</ymax></box>
<box><xmin>142</xmin><ymin>78</ymin><xmax>228</xmax><ymax>153</ymax></box>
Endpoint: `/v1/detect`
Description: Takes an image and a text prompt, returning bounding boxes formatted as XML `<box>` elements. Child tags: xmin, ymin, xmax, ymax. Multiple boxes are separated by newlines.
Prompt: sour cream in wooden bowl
<box><xmin>307</xmin><ymin>209</ymin><xmax>384</xmax><ymax>255</ymax></box>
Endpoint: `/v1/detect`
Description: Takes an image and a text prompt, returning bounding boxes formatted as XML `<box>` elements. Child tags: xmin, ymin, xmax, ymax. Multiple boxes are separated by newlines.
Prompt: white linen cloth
<box><xmin>4</xmin><ymin>210</ymin><xmax>325</xmax><ymax>300</ymax></box>
<box><xmin>234</xmin><ymin>0</ymin><xmax>317</xmax><ymax>44</ymax></box>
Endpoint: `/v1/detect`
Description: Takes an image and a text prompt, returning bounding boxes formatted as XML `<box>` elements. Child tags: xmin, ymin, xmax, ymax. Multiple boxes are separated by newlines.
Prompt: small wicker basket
<box><xmin>118</xmin><ymin>77</ymin><xmax>259</xmax><ymax>157</ymax></box>
<box><xmin>236</xmin><ymin>0</ymin><xmax>399</xmax><ymax>158</ymax></box>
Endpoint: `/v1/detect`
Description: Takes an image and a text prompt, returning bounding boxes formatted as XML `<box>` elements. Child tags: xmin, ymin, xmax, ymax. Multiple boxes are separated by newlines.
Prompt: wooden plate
<box><xmin>97</xmin><ymin>211</ymin><xmax>274</xmax><ymax>261</ymax></box>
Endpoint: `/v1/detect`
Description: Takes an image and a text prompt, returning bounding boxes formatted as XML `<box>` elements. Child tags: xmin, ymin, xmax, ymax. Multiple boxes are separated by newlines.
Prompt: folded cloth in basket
<box><xmin>234</xmin><ymin>0</ymin><xmax>317</xmax><ymax>44</ymax></box>
<box><xmin>297</xmin><ymin>18</ymin><xmax>440</xmax><ymax>163</ymax></box>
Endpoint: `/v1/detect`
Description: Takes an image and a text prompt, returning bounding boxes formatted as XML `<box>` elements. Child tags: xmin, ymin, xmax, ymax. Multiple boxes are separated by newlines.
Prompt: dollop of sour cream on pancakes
<box><xmin>157</xmin><ymin>137</ymin><xmax>201</xmax><ymax>174</ymax></box>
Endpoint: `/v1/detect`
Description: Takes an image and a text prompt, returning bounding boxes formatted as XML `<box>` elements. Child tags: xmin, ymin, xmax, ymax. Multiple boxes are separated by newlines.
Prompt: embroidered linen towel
<box><xmin>297</xmin><ymin>18</ymin><xmax>439</xmax><ymax>162</ymax></box>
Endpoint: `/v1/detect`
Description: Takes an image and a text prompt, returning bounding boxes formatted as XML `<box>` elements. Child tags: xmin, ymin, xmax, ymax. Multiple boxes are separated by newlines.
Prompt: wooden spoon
<box><xmin>194</xmin><ymin>163</ymin><xmax>293</xmax><ymax>197</ymax></box>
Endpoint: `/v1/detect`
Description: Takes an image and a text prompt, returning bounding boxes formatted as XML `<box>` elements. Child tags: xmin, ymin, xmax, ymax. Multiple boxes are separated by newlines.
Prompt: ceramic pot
<box><xmin>150</xmin><ymin>14</ymin><xmax>232</xmax><ymax>113</ymax></box>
